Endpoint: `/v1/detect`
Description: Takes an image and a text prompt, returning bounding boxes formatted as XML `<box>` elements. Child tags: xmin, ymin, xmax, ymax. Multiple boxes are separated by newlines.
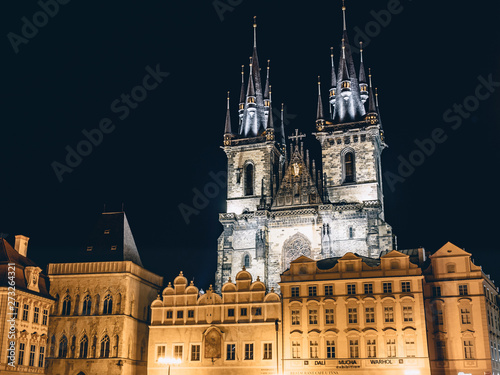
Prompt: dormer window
<box><xmin>447</xmin><ymin>264</ymin><xmax>456</xmax><ymax>273</ymax></box>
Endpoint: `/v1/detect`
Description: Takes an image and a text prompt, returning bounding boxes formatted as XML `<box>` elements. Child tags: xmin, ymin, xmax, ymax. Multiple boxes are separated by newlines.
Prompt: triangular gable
<box><xmin>430</xmin><ymin>242</ymin><xmax>471</xmax><ymax>258</ymax></box>
<box><xmin>380</xmin><ymin>250</ymin><xmax>409</xmax><ymax>259</ymax></box>
<box><xmin>338</xmin><ymin>252</ymin><xmax>361</xmax><ymax>261</ymax></box>
<box><xmin>290</xmin><ymin>255</ymin><xmax>315</xmax><ymax>264</ymax></box>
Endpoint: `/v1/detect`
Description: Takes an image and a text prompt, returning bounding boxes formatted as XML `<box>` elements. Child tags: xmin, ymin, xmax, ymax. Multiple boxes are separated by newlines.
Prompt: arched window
<box><xmin>245</xmin><ymin>164</ymin><xmax>254</xmax><ymax>196</ymax></box>
<box><xmin>100</xmin><ymin>335</ymin><xmax>110</xmax><ymax>358</ymax></box>
<box><xmin>349</xmin><ymin>227</ymin><xmax>354</xmax><ymax>239</ymax></box>
<box><xmin>244</xmin><ymin>254</ymin><xmax>250</xmax><ymax>268</ymax></box>
<box><xmin>82</xmin><ymin>295</ymin><xmax>92</xmax><ymax>315</ymax></box>
<box><xmin>103</xmin><ymin>294</ymin><xmax>113</xmax><ymax>315</ymax></box>
<box><xmin>58</xmin><ymin>336</ymin><xmax>68</xmax><ymax>358</ymax></box>
<box><xmin>94</xmin><ymin>294</ymin><xmax>100</xmax><ymax>315</ymax></box>
<box><xmin>71</xmin><ymin>336</ymin><xmax>76</xmax><ymax>357</ymax></box>
<box><xmin>61</xmin><ymin>296</ymin><xmax>71</xmax><ymax>316</ymax></box>
<box><xmin>80</xmin><ymin>335</ymin><xmax>88</xmax><ymax>359</ymax></box>
<box><xmin>344</xmin><ymin>152</ymin><xmax>355</xmax><ymax>183</ymax></box>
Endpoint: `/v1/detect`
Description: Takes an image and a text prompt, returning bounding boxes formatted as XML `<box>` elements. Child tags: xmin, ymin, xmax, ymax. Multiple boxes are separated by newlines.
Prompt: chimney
<box><xmin>14</xmin><ymin>235</ymin><xmax>30</xmax><ymax>257</ymax></box>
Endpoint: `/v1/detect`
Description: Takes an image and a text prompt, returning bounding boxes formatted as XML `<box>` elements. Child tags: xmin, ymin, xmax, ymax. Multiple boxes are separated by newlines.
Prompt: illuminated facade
<box><xmin>0</xmin><ymin>236</ymin><xmax>54</xmax><ymax>375</ymax></box>
<box><xmin>148</xmin><ymin>269</ymin><xmax>281</xmax><ymax>375</ymax></box>
<box><xmin>279</xmin><ymin>251</ymin><xmax>431</xmax><ymax>375</ymax></box>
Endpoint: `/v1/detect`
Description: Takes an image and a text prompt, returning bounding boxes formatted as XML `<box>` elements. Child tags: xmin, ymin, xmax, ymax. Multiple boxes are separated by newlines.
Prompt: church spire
<box><xmin>239</xmin><ymin>65</ymin><xmax>245</xmax><ymax>123</ymax></box>
<box><xmin>359</xmin><ymin>41</ymin><xmax>368</xmax><ymax>103</ymax></box>
<box><xmin>224</xmin><ymin>92</ymin><xmax>233</xmax><ymax>146</ymax></box>
<box><xmin>246</xmin><ymin>57</ymin><xmax>256</xmax><ymax>100</ymax></box>
<box><xmin>339</xmin><ymin>39</ymin><xmax>352</xmax><ymax>100</ymax></box>
<box><xmin>264</xmin><ymin>60</ymin><xmax>270</xmax><ymax>101</ymax></box>
<box><xmin>316</xmin><ymin>76</ymin><xmax>325</xmax><ymax>123</ymax></box>
<box><xmin>329</xmin><ymin>47</ymin><xmax>337</xmax><ymax>112</ymax></box>
<box><xmin>365</xmin><ymin>68</ymin><xmax>379</xmax><ymax>125</ymax></box>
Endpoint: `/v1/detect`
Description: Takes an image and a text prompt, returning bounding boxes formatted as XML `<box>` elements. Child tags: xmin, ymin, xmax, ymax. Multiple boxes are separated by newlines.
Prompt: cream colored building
<box><xmin>148</xmin><ymin>269</ymin><xmax>281</xmax><ymax>375</ymax></box>
<box><xmin>0</xmin><ymin>236</ymin><xmax>54</xmax><ymax>375</ymax></box>
<box><xmin>279</xmin><ymin>251</ymin><xmax>431</xmax><ymax>375</ymax></box>
<box><xmin>46</xmin><ymin>212</ymin><xmax>163</xmax><ymax>375</ymax></box>
<box><xmin>423</xmin><ymin>242</ymin><xmax>500</xmax><ymax>375</ymax></box>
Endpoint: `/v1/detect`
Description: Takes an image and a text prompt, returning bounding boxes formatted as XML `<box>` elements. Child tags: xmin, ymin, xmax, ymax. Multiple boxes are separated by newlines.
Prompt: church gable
<box><xmin>430</xmin><ymin>242</ymin><xmax>471</xmax><ymax>258</ymax></box>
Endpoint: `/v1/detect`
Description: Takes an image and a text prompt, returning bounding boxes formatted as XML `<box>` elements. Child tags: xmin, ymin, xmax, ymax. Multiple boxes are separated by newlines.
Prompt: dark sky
<box><xmin>2</xmin><ymin>1</ymin><xmax>500</xmax><ymax>289</ymax></box>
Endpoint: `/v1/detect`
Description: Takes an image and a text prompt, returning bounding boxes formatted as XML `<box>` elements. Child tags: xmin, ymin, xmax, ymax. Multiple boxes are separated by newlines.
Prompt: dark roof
<box><xmin>316</xmin><ymin>254</ymin><xmax>380</xmax><ymax>270</ymax></box>
<box><xmin>80</xmin><ymin>212</ymin><xmax>143</xmax><ymax>267</ymax></box>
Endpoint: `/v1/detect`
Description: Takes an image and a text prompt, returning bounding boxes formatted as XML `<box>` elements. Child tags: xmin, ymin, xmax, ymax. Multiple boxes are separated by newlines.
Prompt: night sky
<box><xmin>2</xmin><ymin>1</ymin><xmax>500</xmax><ymax>289</ymax></box>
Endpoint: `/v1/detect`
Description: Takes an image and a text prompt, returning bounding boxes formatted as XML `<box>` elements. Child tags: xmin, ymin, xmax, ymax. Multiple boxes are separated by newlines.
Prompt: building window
<box><xmin>18</xmin><ymin>343</ymin><xmax>25</xmax><ymax>365</ymax></box>
<box><xmin>292</xmin><ymin>341</ymin><xmax>301</xmax><ymax>359</ymax></box>
<box><xmin>384</xmin><ymin>306</ymin><xmax>394</xmax><ymax>323</ymax></box>
<box><xmin>364</xmin><ymin>283</ymin><xmax>373</xmax><ymax>294</ymax></box>
<box><xmin>38</xmin><ymin>346</ymin><xmax>45</xmax><ymax>368</ymax></box>
<box><xmin>461</xmin><ymin>308</ymin><xmax>471</xmax><ymax>324</ymax></box>
<box><xmin>344</xmin><ymin>152</ymin><xmax>355</xmax><ymax>183</ymax></box>
<box><xmin>80</xmin><ymin>335</ymin><xmax>88</xmax><ymax>359</ymax></box>
<box><xmin>86</xmin><ymin>246</ymin><xmax>93</xmax><ymax>251</ymax></box>
<box><xmin>326</xmin><ymin>340</ymin><xmax>336</xmax><ymax>359</ymax></box>
<box><xmin>432</xmin><ymin>286</ymin><xmax>441</xmax><ymax>297</ymax></box>
<box><xmin>188</xmin><ymin>310</ymin><xmax>194</xmax><ymax>318</ymax></box>
<box><xmin>166</xmin><ymin>311</ymin><xmax>173</xmax><ymax>319</ymax></box>
<box><xmin>244</xmin><ymin>254</ymin><xmax>250</xmax><ymax>268</ymax></box>
<box><xmin>263</xmin><ymin>343</ymin><xmax>272</xmax><ymax>360</ymax></box>
<box><xmin>434</xmin><ymin>307</ymin><xmax>444</xmax><ymax>326</ymax></box>
<box><xmin>291</xmin><ymin>286</ymin><xmax>300</xmax><ymax>297</ymax></box>
<box><xmin>104</xmin><ymin>229</ymin><xmax>110</xmax><ymax>234</ymax></box>
<box><xmin>401</xmin><ymin>281</ymin><xmax>411</xmax><ymax>293</ymax></box>
<box><xmin>348</xmin><ymin>308</ymin><xmax>358</xmax><ymax>324</ymax></box>
<box><xmin>463</xmin><ymin>340</ymin><xmax>474</xmax><ymax>359</ymax></box>
<box><xmin>325</xmin><ymin>308</ymin><xmax>335</xmax><ymax>324</ymax></box>
<box><xmin>403</xmin><ymin>306</ymin><xmax>414</xmax><ymax>322</ymax></box>
<box><xmin>324</xmin><ymin>285</ymin><xmax>333</xmax><ymax>296</ymax></box>
<box><xmin>244</xmin><ymin>343</ymin><xmax>254</xmax><ymax>360</ymax></box>
<box><xmin>386</xmin><ymin>339</ymin><xmax>396</xmax><ymax>357</ymax></box>
<box><xmin>459</xmin><ymin>284</ymin><xmax>468</xmax><ymax>296</ymax></box>
<box><xmin>156</xmin><ymin>345</ymin><xmax>166</xmax><ymax>361</ymax></box>
<box><xmin>100</xmin><ymin>335</ymin><xmax>110</xmax><ymax>358</ymax></box>
<box><xmin>227</xmin><ymin>308</ymin><xmax>234</xmax><ymax>317</ymax></box>
<box><xmin>365</xmin><ymin>307</ymin><xmax>375</xmax><ymax>323</ymax></box>
<box><xmin>240</xmin><ymin>308</ymin><xmax>247</xmax><ymax>316</ymax></box>
<box><xmin>367</xmin><ymin>339</ymin><xmax>377</xmax><ymax>358</ymax></box>
<box><xmin>111</xmin><ymin>245</ymin><xmax>117</xmax><ymax>251</ymax></box>
<box><xmin>405</xmin><ymin>338</ymin><xmax>416</xmax><ymax>357</ymax></box>
<box><xmin>177</xmin><ymin>311</ymin><xmax>184</xmax><ymax>319</ymax></box>
<box><xmin>383</xmin><ymin>282</ymin><xmax>392</xmax><ymax>294</ymax></box>
<box><xmin>61</xmin><ymin>296</ymin><xmax>71</xmax><ymax>316</ymax></box>
<box><xmin>22</xmin><ymin>304</ymin><xmax>29</xmax><ymax>321</ymax></box>
<box><xmin>390</xmin><ymin>260</ymin><xmax>400</xmax><ymax>269</ymax></box>
<box><xmin>33</xmin><ymin>307</ymin><xmax>39</xmax><ymax>324</ymax></box>
<box><xmin>29</xmin><ymin>345</ymin><xmax>36</xmax><ymax>366</ymax></box>
<box><xmin>347</xmin><ymin>284</ymin><xmax>356</xmax><ymax>295</ymax></box>
<box><xmin>103</xmin><ymin>294</ymin><xmax>113</xmax><ymax>314</ymax></box>
<box><xmin>174</xmin><ymin>345</ymin><xmax>183</xmax><ymax>360</ymax></box>
<box><xmin>447</xmin><ymin>263</ymin><xmax>456</xmax><ymax>273</ymax></box>
<box><xmin>226</xmin><ymin>344</ymin><xmax>236</xmax><ymax>360</ymax></box>
<box><xmin>308</xmin><ymin>286</ymin><xmax>317</xmax><ymax>297</ymax></box>
<box><xmin>309</xmin><ymin>340</ymin><xmax>319</xmax><ymax>359</ymax></box>
<box><xmin>252</xmin><ymin>307</ymin><xmax>262</xmax><ymax>316</ymax></box>
<box><xmin>59</xmin><ymin>336</ymin><xmax>68</xmax><ymax>358</ymax></box>
<box><xmin>245</xmin><ymin>164</ymin><xmax>254</xmax><ymax>196</ymax></box>
<box><xmin>349</xmin><ymin>339</ymin><xmax>359</xmax><ymax>358</ymax></box>
<box><xmin>291</xmin><ymin>309</ymin><xmax>300</xmax><ymax>325</ymax></box>
<box><xmin>309</xmin><ymin>309</ymin><xmax>318</xmax><ymax>325</ymax></box>
<box><xmin>13</xmin><ymin>301</ymin><xmax>19</xmax><ymax>319</ymax></box>
<box><xmin>349</xmin><ymin>227</ymin><xmax>354</xmax><ymax>239</ymax></box>
<box><xmin>436</xmin><ymin>340</ymin><xmax>446</xmax><ymax>360</ymax></box>
<box><xmin>191</xmin><ymin>344</ymin><xmax>200</xmax><ymax>361</ymax></box>
<box><xmin>42</xmin><ymin>309</ymin><xmax>48</xmax><ymax>325</ymax></box>
<box><xmin>82</xmin><ymin>295</ymin><xmax>92</xmax><ymax>315</ymax></box>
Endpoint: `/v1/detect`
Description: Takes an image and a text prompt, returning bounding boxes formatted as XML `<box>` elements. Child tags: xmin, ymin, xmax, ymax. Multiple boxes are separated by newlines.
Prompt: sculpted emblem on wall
<box><xmin>283</xmin><ymin>232</ymin><xmax>312</xmax><ymax>271</ymax></box>
<box><xmin>204</xmin><ymin>328</ymin><xmax>222</xmax><ymax>359</ymax></box>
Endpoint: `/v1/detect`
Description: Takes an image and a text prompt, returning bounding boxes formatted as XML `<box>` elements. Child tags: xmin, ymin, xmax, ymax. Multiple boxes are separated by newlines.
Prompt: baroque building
<box><xmin>46</xmin><ymin>212</ymin><xmax>163</xmax><ymax>375</ymax></box>
<box><xmin>216</xmin><ymin>4</ymin><xmax>393</xmax><ymax>292</ymax></box>
<box><xmin>0</xmin><ymin>235</ymin><xmax>54</xmax><ymax>375</ymax></box>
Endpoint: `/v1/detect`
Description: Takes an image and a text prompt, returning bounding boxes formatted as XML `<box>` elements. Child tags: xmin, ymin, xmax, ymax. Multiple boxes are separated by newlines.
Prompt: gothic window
<box><xmin>82</xmin><ymin>295</ymin><xmax>92</xmax><ymax>315</ymax></box>
<box><xmin>100</xmin><ymin>335</ymin><xmax>110</xmax><ymax>358</ymax></box>
<box><xmin>244</xmin><ymin>254</ymin><xmax>250</xmax><ymax>268</ymax></box>
<box><xmin>58</xmin><ymin>336</ymin><xmax>68</xmax><ymax>358</ymax></box>
<box><xmin>50</xmin><ymin>335</ymin><xmax>56</xmax><ymax>357</ymax></box>
<box><xmin>80</xmin><ymin>335</ymin><xmax>88</xmax><ymax>359</ymax></box>
<box><xmin>245</xmin><ymin>164</ymin><xmax>254</xmax><ymax>196</ymax></box>
<box><xmin>283</xmin><ymin>233</ymin><xmax>312</xmax><ymax>271</ymax></box>
<box><xmin>344</xmin><ymin>152</ymin><xmax>355</xmax><ymax>183</ymax></box>
<box><xmin>103</xmin><ymin>294</ymin><xmax>113</xmax><ymax>315</ymax></box>
<box><xmin>62</xmin><ymin>296</ymin><xmax>71</xmax><ymax>316</ymax></box>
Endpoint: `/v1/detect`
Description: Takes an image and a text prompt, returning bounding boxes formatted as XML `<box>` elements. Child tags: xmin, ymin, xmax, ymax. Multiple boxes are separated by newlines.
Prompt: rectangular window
<box><xmin>18</xmin><ymin>343</ymin><xmax>25</xmax><ymax>365</ymax></box>
<box><xmin>434</xmin><ymin>308</ymin><xmax>443</xmax><ymax>325</ymax></box>
<box><xmin>365</xmin><ymin>307</ymin><xmax>375</xmax><ymax>323</ymax></box>
<box><xmin>308</xmin><ymin>309</ymin><xmax>318</xmax><ymax>325</ymax></box>
<box><xmin>173</xmin><ymin>345</ymin><xmax>183</xmax><ymax>360</ymax></box>
<box><xmin>292</xmin><ymin>341</ymin><xmax>301</xmax><ymax>359</ymax></box>
<box><xmin>364</xmin><ymin>283</ymin><xmax>373</xmax><ymax>294</ymax></box>
<box><xmin>324</xmin><ymin>285</ymin><xmax>333</xmax><ymax>296</ymax></box>
<box><xmin>432</xmin><ymin>286</ymin><xmax>441</xmax><ymax>297</ymax></box>
<box><xmin>384</xmin><ymin>307</ymin><xmax>394</xmax><ymax>323</ymax></box>
<box><xmin>29</xmin><ymin>345</ymin><xmax>36</xmax><ymax>366</ymax></box>
<box><xmin>227</xmin><ymin>308</ymin><xmax>235</xmax><ymax>317</ymax></box>
<box><xmin>252</xmin><ymin>307</ymin><xmax>262</xmax><ymax>316</ymax></box>
<box><xmin>402</xmin><ymin>281</ymin><xmax>411</xmax><ymax>293</ymax></box>
<box><xmin>188</xmin><ymin>310</ymin><xmax>194</xmax><ymax>318</ymax></box>
<box><xmin>347</xmin><ymin>284</ymin><xmax>356</xmax><ymax>295</ymax></box>
<box><xmin>464</xmin><ymin>340</ymin><xmax>474</xmax><ymax>359</ymax></box>
<box><xmin>309</xmin><ymin>340</ymin><xmax>319</xmax><ymax>359</ymax></box>
<box><xmin>291</xmin><ymin>309</ymin><xmax>300</xmax><ymax>325</ymax></box>
<box><xmin>308</xmin><ymin>286</ymin><xmax>317</xmax><ymax>297</ymax></box>
<box><xmin>177</xmin><ymin>311</ymin><xmax>183</xmax><ymax>319</ymax></box>
<box><xmin>38</xmin><ymin>346</ymin><xmax>45</xmax><ymax>367</ymax></box>
<box><xmin>367</xmin><ymin>339</ymin><xmax>377</xmax><ymax>358</ymax></box>
<box><xmin>461</xmin><ymin>308</ymin><xmax>471</xmax><ymax>324</ymax></box>
<box><xmin>403</xmin><ymin>306</ymin><xmax>413</xmax><ymax>322</ymax></box>
<box><xmin>191</xmin><ymin>345</ymin><xmax>200</xmax><ymax>361</ymax></box>
<box><xmin>459</xmin><ymin>284</ymin><xmax>469</xmax><ymax>296</ymax></box>
<box><xmin>383</xmin><ymin>282</ymin><xmax>393</xmax><ymax>294</ymax></box>
<box><xmin>436</xmin><ymin>340</ymin><xmax>446</xmax><ymax>360</ymax></box>
<box><xmin>291</xmin><ymin>287</ymin><xmax>300</xmax><ymax>297</ymax></box>
<box><xmin>226</xmin><ymin>344</ymin><xmax>236</xmax><ymax>360</ymax></box>
<box><xmin>166</xmin><ymin>311</ymin><xmax>173</xmax><ymax>319</ymax></box>
<box><xmin>405</xmin><ymin>339</ymin><xmax>416</xmax><ymax>357</ymax></box>
<box><xmin>14</xmin><ymin>301</ymin><xmax>19</xmax><ymax>320</ymax></box>
<box><xmin>386</xmin><ymin>339</ymin><xmax>396</xmax><ymax>357</ymax></box>
<box><xmin>263</xmin><ymin>343</ymin><xmax>272</xmax><ymax>360</ymax></box>
<box><xmin>244</xmin><ymin>343</ymin><xmax>254</xmax><ymax>360</ymax></box>
<box><xmin>240</xmin><ymin>308</ymin><xmax>247</xmax><ymax>316</ymax></box>
<box><xmin>348</xmin><ymin>308</ymin><xmax>358</xmax><ymax>324</ymax></box>
<box><xmin>325</xmin><ymin>308</ymin><xmax>334</xmax><ymax>324</ymax></box>
<box><xmin>326</xmin><ymin>340</ymin><xmax>335</xmax><ymax>359</ymax></box>
<box><xmin>33</xmin><ymin>307</ymin><xmax>39</xmax><ymax>324</ymax></box>
<box><xmin>349</xmin><ymin>339</ymin><xmax>359</xmax><ymax>358</ymax></box>
<box><xmin>22</xmin><ymin>304</ymin><xmax>29</xmax><ymax>321</ymax></box>
<box><xmin>156</xmin><ymin>345</ymin><xmax>166</xmax><ymax>362</ymax></box>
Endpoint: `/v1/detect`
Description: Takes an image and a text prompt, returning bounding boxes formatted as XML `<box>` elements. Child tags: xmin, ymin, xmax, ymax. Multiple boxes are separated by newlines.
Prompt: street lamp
<box><xmin>158</xmin><ymin>357</ymin><xmax>181</xmax><ymax>375</ymax></box>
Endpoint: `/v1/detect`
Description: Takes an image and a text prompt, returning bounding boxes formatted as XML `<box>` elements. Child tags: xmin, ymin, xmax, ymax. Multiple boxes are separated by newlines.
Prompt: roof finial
<box><xmin>342</xmin><ymin>38</ymin><xmax>346</xmax><ymax>59</ymax></box>
<box><xmin>224</xmin><ymin>91</ymin><xmax>232</xmax><ymax>135</ymax></box>
<box><xmin>360</xmin><ymin>41</ymin><xmax>364</xmax><ymax>62</ymax></box>
<box><xmin>375</xmin><ymin>87</ymin><xmax>380</xmax><ymax>108</ymax></box>
<box><xmin>253</xmin><ymin>16</ymin><xmax>257</xmax><ymax>48</ymax></box>
<box><xmin>239</xmin><ymin>65</ymin><xmax>245</xmax><ymax>105</ymax></box>
<box><xmin>317</xmin><ymin>76</ymin><xmax>324</xmax><ymax>121</ymax></box>
<box><xmin>367</xmin><ymin>68</ymin><xmax>377</xmax><ymax>113</ymax></box>
<box><xmin>342</xmin><ymin>0</ymin><xmax>347</xmax><ymax>31</ymax></box>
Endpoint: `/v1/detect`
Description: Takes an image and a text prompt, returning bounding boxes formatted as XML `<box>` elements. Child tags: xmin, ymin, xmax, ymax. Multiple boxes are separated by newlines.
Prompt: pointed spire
<box><xmin>342</xmin><ymin>0</ymin><xmax>347</xmax><ymax>31</ymax></box>
<box><xmin>280</xmin><ymin>102</ymin><xmax>286</xmax><ymax>145</ymax></box>
<box><xmin>224</xmin><ymin>91</ymin><xmax>232</xmax><ymax>134</ymax></box>
<box><xmin>368</xmin><ymin>68</ymin><xmax>376</xmax><ymax>113</ymax></box>
<box><xmin>330</xmin><ymin>47</ymin><xmax>337</xmax><ymax>88</ymax></box>
<box><xmin>253</xmin><ymin>16</ymin><xmax>257</xmax><ymax>48</ymax></box>
<box><xmin>267</xmin><ymin>85</ymin><xmax>274</xmax><ymax>129</ymax></box>
<box><xmin>246</xmin><ymin>57</ymin><xmax>255</xmax><ymax>99</ymax></box>
<box><xmin>264</xmin><ymin>60</ymin><xmax>270</xmax><ymax>100</ymax></box>
<box><xmin>316</xmin><ymin>76</ymin><xmax>324</xmax><ymax>121</ymax></box>
<box><xmin>239</xmin><ymin>65</ymin><xmax>246</xmax><ymax>105</ymax></box>
<box><xmin>359</xmin><ymin>42</ymin><xmax>367</xmax><ymax>84</ymax></box>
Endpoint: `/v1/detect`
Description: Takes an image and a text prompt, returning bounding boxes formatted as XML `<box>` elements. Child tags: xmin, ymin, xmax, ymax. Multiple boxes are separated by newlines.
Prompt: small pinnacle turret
<box><xmin>239</xmin><ymin>65</ymin><xmax>245</xmax><ymax>123</ymax></box>
<box><xmin>365</xmin><ymin>68</ymin><xmax>379</xmax><ymax>125</ymax></box>
<box><xmin>223</xmin><ymin>92</ymin><xmax>232</xmax><ymax>146</ymax></box>
<box><xmin>359</xmin><ymin>42</ymin><xmax>368</xmax><ymax>104</ymax></box>
<box><xmin>329</xmin><ymin>47</ymin><xmax>337</xmax><ymax>110</ymax></box>
<box><xmin>316</xmin><ymin>77</ymin><xmax>325</xmax><ymax>127</ymax></box>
